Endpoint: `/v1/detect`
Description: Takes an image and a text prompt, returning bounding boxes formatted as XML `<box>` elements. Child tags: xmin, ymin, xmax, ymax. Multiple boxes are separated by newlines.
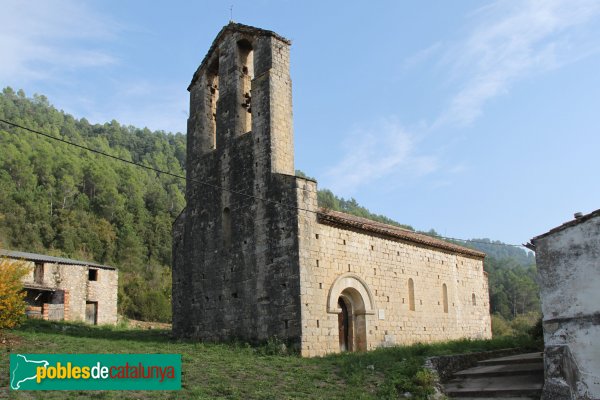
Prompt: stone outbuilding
<box><xmin>528</xmin><ymin>210</ymin><xmax>600</xmax><ymax>399</ymax></box>
<box><xmin>172</xmin><ymin>23</ymin><xmax>492</xmax><ymax>356</ymax></box>
<box><xmin>1</xmin><ymin>249</ymin><xmax>118</xmax><ymax>325</ymax></box>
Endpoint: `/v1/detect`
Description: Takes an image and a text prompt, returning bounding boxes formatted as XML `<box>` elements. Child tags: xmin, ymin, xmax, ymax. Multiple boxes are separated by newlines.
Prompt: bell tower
<box><xmin>173</xmin><ymin>23</ymin><xmax>302</xmax><ymax>346</ymax></box>
<box><xmin>186</xmin><ymin>22</ymin><xmax>294</xmax><ymax>177</ymax></box>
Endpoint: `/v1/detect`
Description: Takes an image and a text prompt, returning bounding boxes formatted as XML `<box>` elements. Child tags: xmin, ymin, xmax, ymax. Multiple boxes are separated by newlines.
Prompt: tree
<box><xmin>0</xmin><ymin>257</ymin><xmax>28</xmax><ymax>329</ymax></box>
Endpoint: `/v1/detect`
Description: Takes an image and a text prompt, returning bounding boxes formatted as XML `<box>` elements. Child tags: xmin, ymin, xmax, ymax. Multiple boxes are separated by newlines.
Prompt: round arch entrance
<box><xmin>327</xmin><ymin>274</ymin><xmax>376</xmax><ymax>352</ymax></box>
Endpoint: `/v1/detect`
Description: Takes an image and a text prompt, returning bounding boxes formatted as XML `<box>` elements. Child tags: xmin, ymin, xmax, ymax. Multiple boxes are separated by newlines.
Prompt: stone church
<box><xmin>172</xmin><ymin>23</ymin><xmax>492</xmax><ymax>357</ymax></box>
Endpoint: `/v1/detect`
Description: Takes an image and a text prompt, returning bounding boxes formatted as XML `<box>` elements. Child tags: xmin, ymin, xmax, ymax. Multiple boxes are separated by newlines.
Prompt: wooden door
<box><xmin>338</xmin><ymin>298</ymin><xmax>349</xmax><ymax>352</ymax></box>
<box><xmin>85</xmin><ymin>302</ymin><xmax>97</xmax><ymax>325</ymax></box>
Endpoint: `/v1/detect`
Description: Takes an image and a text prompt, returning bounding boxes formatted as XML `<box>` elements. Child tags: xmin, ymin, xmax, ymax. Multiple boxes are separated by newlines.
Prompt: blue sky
<box><xmin>3</xmin><ymin>0</ymin><xmax>600</xmax><ymax>246</ymax></box>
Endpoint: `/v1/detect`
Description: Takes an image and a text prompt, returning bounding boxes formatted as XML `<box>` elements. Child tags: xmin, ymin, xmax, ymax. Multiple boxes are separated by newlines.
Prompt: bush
<box><xmin>0</xmin><ymin>257</ymin><xmax>28</xmax><ymax>329</ymax></box>
<box><xmin>491</xmin><ymin>313</ymin><xmax>513</xmax><ymax>337</ymax></box>
<box><xmin>510</xmin><ymin>312</ymin><xmax>540</xmax><ymax>336</ymax></box>
<box><xmin>255</xmin><ymin>336</ymin><xmax>289</xmax><ymax>356</ymax></box>
<box><xmin>529</xmin><ymin>317</ymin><xmax>543</xmax><ymax>340</ymax></box>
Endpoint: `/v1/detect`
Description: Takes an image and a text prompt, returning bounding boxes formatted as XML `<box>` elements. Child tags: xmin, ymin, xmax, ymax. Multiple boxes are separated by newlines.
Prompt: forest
<box><xmin>0</xmin><ymin>88</ymin><xmax>539</xmax><ymax>325</ymax></box>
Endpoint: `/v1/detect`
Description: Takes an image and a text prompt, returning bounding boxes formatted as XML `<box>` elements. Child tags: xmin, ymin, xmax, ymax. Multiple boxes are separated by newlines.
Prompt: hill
<box><xmin>0</xmin><ymin>88</ymin><xmax>185</xmax><ymax>322</ymax></box>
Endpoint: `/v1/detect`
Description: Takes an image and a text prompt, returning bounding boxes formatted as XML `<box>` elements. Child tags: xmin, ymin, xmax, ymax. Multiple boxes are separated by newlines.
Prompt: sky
<box><xmin>2</xmin><ymin>0</ymin><xmax>600</xmax><ymax>246</ymax></box>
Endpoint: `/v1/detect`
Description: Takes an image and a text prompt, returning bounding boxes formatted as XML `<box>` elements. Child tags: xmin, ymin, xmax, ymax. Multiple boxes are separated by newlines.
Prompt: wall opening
<box><xmin>338</xmin><ymin>297</ymin><xmax>351</xmax><ymax>352</ymax></box>
<box><xmin>85</xmin><ymin>301</ymin><xmax>98</xmax><ymax>325</ymax></box>
<box><xmin>472</xmin><ymin>293</ymin><xmax>476</xmax><ymax>306</ymax></box>
<box><xmin>207</xmin><ymin>56</ymin><xmax>219</xmax><ymax>150</ymax></box>
<box><xmin>237</xmin><ymin>39</ymin><xmax>254</xmax><ymax>134</ymax></box>
<box><xmin>443</xmin><ymin>283</ymin><xmax>448</xmax><ymax>313</ymax></box>
<box><xmin>408</xmin><ymin>278</ymin><xmax>415</xmax><ymax>311</ymax></box>
<box><xmin>337</xmin><ymin>288</ymin><xmax>367</xmax><ymax>352</ymax></box>
<box><xmin>327</xmin><ymin>274</ymin><xmax>375</xmax><ymax>353</ymax></box>
<box><xmin>222</xmin><ymin>207</ymin><xmax>232</xmax><ymax>246</ymax></box>
<box><xmin>88</xmin><ymin>269</ymin><xmax>98</xmax><ymax>281</ymax></box>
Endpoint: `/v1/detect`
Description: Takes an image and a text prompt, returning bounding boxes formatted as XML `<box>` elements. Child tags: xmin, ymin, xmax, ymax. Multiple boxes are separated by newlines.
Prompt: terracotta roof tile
<box><xmin>317</xmin><ymin>209</ymin><xmax>486</xmax><ymax>259</ymax></box>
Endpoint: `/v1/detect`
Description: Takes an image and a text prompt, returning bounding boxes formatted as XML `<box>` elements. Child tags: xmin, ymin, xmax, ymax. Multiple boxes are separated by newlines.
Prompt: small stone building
<box><xmin>1</xmin><ymin>250</ymin><xmax>118</xmax><ymax>325</ymax></box>
<box><xmin>528</xmin><ymin>210</ymin><xmax>600</xmax><ymax>399</ymax></box>
<box><xmin>172</xmin><ymin>23</ymin><xmax>492</xmax><ymax>356</ymax></box>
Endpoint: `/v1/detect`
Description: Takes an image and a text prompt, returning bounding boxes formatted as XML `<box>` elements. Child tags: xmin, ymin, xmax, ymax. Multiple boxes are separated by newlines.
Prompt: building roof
<box><xmin>23</xmin><ymin>283</ymin><xmax>58</xmax><ymax>292</ymax></box>
<box><xmin>317</xmin><ymin>209</ymin><xmax>486</xmax><ymax>259</ymax></box>
<box><xmin>530</xmin><ymin>208</ymin><xmax>600</xmax><ymax>244</ymax></box>
<box><xmin>189</xmin><ymin>22</ymin><xmax>291</xmax><ymax>90</ymax></box>
<box><xmin>0</xmin><ymin>249</ymin><xmax>116</xmax><ymax>270</ymax></box>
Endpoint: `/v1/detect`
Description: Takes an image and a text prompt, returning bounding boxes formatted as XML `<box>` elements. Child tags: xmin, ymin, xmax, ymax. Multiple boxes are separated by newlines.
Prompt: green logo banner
<box><xmin>10</xmin><ymin>354</ymin><xmax>181</xmax><ymax>390</ymax></box>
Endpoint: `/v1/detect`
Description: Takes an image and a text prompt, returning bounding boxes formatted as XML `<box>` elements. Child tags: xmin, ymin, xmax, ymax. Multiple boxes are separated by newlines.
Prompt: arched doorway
<box><xmin>328</xmin><ymin>274</ymin><xmax>375</xmax><ymax>352</ymax></box>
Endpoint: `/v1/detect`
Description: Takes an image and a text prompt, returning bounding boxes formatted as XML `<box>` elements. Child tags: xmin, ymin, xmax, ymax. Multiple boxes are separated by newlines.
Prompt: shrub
<box><xmin>491</xmin><ymin>313</ymin><xmax>513</xmax><ymax>337</ymax></box>
<box><xmin>256</xmin><ymin>336</ymin><xmax>289</xmax><ymax>356</ymax></box>
<box><xmin>510</xmin><ymin>312</ymin><xmax>540</xmax><ymax>336</ymax></box>
<box><xmin>529</xmin><ymin>317</ymin><xmax>543</xmax><ymax>340</ymax></box>
<box><xmin>0</xmin><ymin>257</ymin><xmax>28</xmax><ymax>329</ymax></box>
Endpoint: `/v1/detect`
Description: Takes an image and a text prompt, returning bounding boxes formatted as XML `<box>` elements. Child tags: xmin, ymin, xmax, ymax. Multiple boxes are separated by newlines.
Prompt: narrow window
<box><xmin>88</xmin><ymin>269</ymin><xmax>98</xmax><ymax>281</ymax></box>
<box><xmin>34</xmin><ymin>262</ymin><xmax>44</xmax><ymax>284</ymax></box>
<box><xmin>237</xmin><ymin>40</ymin><xmax>254</xmax><ymax>134</ymax></box>
<box><xmin>223</xmin><ymin>207</ymin><xmax>232</xmax><ymax>246</ymax></box>
<box><xmin>408</xmin><ymin>278</ymin><xmax>415</xmax><ymax>311</ymax></box>
<box><xmin>442</xmin><ymin>283</ymin><xmax>448</xmax><ymax>313</ymax></box>
<box><xmin>207</xmin><ymin>57</ymin><xmax>219</xmax><ymax>150</ymax></box>
<box><xmin>472</xmin><ymin>293</ymin><xmax>477</xmax><ymax>306</ymax></box>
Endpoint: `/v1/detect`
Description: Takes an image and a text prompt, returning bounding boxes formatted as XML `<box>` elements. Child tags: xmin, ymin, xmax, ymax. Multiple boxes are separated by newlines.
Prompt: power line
<box><xmin>0</xmin><ymin>117</ymin><xmax>528</xmax><ymax>250</ymax></box>
<box><xmin>0</xmin><ymin>117</ymin><xmax>309</xmax><ymax>212</ymax></box>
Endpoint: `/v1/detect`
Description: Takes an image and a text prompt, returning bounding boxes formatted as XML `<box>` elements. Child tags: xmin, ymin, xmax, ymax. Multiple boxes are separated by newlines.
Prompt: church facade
<box><xmin>172</xmin><ymin>23</ymin><xmax>491</xmax><ymax>356</ymax></box>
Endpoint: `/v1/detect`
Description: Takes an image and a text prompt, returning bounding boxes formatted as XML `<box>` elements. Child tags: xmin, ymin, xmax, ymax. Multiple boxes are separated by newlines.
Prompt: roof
<box><xmin>0</xmin><ymin>250</ymin><xmax>116</xmax><ymax>270</ymax></box>
<box><xmin>23</xmin><ymin>283</ymin><xmax>58</xmax><ymax>292</ymax></box>
<box><xmin>189</xmin><ymin>22</ymin><xmax>291</xmax><ymax>90</ymax></box>
<box><xmin>317</xmin><ymin>209</ymin><xmax>486</xmax><ymax>259</ymax></box>
<box><xmin>530</xmin><ymin>208</ymin><xmax>600</xmax><ymax>243</ymax></box>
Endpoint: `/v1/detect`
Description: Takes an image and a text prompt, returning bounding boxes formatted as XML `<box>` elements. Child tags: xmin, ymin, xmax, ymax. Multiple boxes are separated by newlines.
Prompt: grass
<box><xmin>0</xmin><ymin>320</ymin><xmax>541</xmax><ymax>400</ymax></box>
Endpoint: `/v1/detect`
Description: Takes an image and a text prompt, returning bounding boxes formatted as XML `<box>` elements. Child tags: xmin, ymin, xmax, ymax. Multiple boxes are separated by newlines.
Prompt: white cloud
<box><xmin>0</xmin><ymin>1</ymin><xmax>187</xmax><ymax>133</ymax></box>
<box><xmin>323</xmin><ymin>119</ymin><xmax>437</xmax><ymax>196</ymax></box>
<box><xmin>326</xmin><ymin>0</ymin><xmax>600</xmax><ymax>194</ymax></box>
<box><xmin>0</xmin><ymin>0</ymin><xmax>119</xmax><ymax>84</ymax></box>
<box><xmin>402</xmin><ymin>42</ymin><xmax>442</xmax><ymax>70</ymax></box>
<box><xmin>435</xmin><ymin>0</ymin><xmax>600</xmax><ymax>127</ymax></box>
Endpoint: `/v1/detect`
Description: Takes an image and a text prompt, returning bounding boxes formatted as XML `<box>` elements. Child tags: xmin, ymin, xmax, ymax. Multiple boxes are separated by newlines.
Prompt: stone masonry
<box><xmin>172</xmin><ymin>23</ymin><xmax>492</xmax><ymax>356</ymax></box>
<box><xmin>528</xmin><ymin>210</ymin><xmax>600</xmax><ymax>399</ymax></box>
<box><xmin>2</xmin><ymin>250</ymin><xmax>118</xmax><ymax>325</ymax></box>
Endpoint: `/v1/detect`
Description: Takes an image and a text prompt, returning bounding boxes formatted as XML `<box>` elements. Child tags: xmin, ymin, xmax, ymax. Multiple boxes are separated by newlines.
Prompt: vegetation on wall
<box><xmin>0</xmin><ymin>88</ymin><xmax>539</xmax><ymax>324</ymax></box>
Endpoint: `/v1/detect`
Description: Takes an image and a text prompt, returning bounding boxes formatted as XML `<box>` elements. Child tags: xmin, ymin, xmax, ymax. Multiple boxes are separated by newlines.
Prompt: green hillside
<box><xmin>0</xmin><ymin>88</ymin><xmax>185</xmax><ymax>322</ymax></box>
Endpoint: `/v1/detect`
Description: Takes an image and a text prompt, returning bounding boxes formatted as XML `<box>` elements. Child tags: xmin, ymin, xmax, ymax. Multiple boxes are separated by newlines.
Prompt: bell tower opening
<box><xmin>207</xmin><ymin>56</ymin><xmax>219</xmax><ymax>150</ymax></box>
<box><xmin>237</xmin><ymin>39</ymin><xmax>254</xmax><ymax>135</ymax></box>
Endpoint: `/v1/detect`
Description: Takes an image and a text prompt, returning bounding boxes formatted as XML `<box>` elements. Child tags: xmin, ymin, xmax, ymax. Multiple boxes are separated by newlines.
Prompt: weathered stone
<box><xmin>2</xmin><ymin>249</ymin><xmax>117</xmax><ymax>325</ymax></box>
<box><xmin>173</xmin><ymin>22</ymin><xmax>492</xmax><ymax>357</ymax></box>
<box><xmin>530</xmin><ymin>209</ymin><xmax>600</xmax><ymax>399</ymax></box>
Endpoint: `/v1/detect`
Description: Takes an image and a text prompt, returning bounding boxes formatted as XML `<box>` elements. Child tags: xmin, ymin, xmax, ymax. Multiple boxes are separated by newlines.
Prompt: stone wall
<box><xmin>296</xmin><ymin>178</ymin><xmax>491</xmax><ymax>357</ymax></box>
<box><xmin>79</xmin><ymin>266</ymin><xmax>118</xmax><ymax>325</ymax></box>
<box><xmin>172</xmin><ymin>24</ymin><xmax>302</xmax><ymax>345</ymax></box>
<box><xmin>173</xmin><ymin>23</ymin><xmax>492</xmax><ymax>356</ymax></box>
<box><xmin>531</xmin><ymin>210</ymin><xmax>600</xmax><ymax>399</ymax></box>
<box><xmin>19</xmin><ymin>259</ymin><xmax>118</xmax><ymax>325</ymax></box>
